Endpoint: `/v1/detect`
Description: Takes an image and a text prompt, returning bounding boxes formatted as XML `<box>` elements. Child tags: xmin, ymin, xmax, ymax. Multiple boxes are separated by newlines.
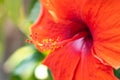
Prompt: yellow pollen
<box><xmin>35</xmin><ymin>37</ymin><xmax>61</xmax><ymax>52</ymax></box>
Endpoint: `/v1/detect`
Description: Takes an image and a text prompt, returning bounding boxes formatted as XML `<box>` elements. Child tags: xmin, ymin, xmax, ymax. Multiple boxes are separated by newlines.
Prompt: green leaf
<box><xmin>28</xmin><ymin>0</ymin><xmax>38</xmax><ymax>14</ymax></box>
<box><xmin>28</xmin><ymin>1</ymin><xmax>40</xmax><ymax>23</ymax></box>
<box><xmin>10</xmin><ymin>51</ymin><xmax>44</xmax><ymax>80</ymax></box>
<box><xmin>4</xmin><ymin>45</ymin><xmax>39</xmax><ymax>72</ymax></box>
<box><xmin>114</xmin><ymin>68</ymin><xmax>120</xmax><ymax>79</ymax></box>
<box><xmin>4</xmin><ymin>44</ymin><xmax>45</xmax><ymax>80</ymax></box>
<box><xmin>47</xmin><ymin>69</ymin><xmax>53</xmax><ymax>80</ymax></box>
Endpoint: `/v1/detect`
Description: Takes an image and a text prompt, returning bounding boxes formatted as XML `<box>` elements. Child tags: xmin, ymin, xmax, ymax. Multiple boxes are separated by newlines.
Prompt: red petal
<box><xmin>43</xmin><ymin>37</ymin><xmax>117</xmax><ymax>80</ymax></box>
<box><xmin>80</xmin><ymin>0</ymin><xmax>120</xmax><ymax>69</ymax></box>
<box><xmin>32</xmin><ymin>0</ymin><xmax>120</xmax><ymax>75</ymax></box>
<box><xmin>43</xmin><ymin>38</ymin><xmax>83</xmax><ymax>80</ymax></box>
<box><xmin>74</xmin><ymin>52</ymin><xmax>117</xmax><ymax>80</ymax></box>
<box><xmin>41</xmin><ymin>0</ymin><xmax>77</xmax><ymax>19</ymax></box>
<box><xmin>31</xmin><ymin>6</ymin><xmax>87</xmax><ymax>52</ymax></box>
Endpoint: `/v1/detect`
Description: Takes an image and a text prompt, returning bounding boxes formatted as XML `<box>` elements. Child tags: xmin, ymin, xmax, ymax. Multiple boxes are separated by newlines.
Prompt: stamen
<box><xmin>26</xmin><ymin>39</ymin><xmax>33</xmax><ymax>44</ymax></box>
<box><xmin>34</xmin><ymin>37</ymin><xmax>62</xmax><ymax>52</ymax></box>
<box><xmin>30</xmin><ymin>34</ymin><xmax>32</xmax><ymax>37</ymax></box>
<box><xmin>26</xmin><ymin>39</ymin><xmax>30</xmax><ymax>42</ymax></box>
<box><xmin>35</xmin><ymin>32</ymin><xmax>38</xmax><ymax>35</ymax></box>
<box><xmin>32</xmin><ymin>32</ymin><xmax>88</xmax><ymax>52</ymax></box>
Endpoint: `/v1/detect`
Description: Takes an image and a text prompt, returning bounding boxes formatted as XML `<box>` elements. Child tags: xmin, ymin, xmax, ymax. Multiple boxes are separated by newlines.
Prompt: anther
<box><xmin>35</xmin><ymin>32</ymin><xmax>38</xmax><ymax>35</ymax></box>
<box><xmin>30</xmin><ymin>34</ymin><xmax>32</xmax><ymax>37</ymax></box>
<box><xmin>26</xmin><ymin>39</ymin><xmax>33</xmax><ymax>44</ymax></box>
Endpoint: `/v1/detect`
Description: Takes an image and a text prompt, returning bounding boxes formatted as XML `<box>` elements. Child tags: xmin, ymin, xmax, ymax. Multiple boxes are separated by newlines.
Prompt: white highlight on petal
<box><xmin>49</xmin><ymin>10</ymin><xmax>59</xmax><ymax>22</ymax></box>
<box><xmin>72</xmin><ymin>37</ymin><xmax>84</xmax><ymax>52</ymax></box>
<box><xmin>35</xmin><ymin>64</ymin><xmax>48</xmax><ymax>79</ymax></box>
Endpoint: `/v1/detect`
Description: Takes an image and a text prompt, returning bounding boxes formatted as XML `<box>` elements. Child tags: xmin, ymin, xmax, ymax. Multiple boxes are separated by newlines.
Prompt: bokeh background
<box><xmin>0</xmin><ymin>0</ymin><xmax>53</xmax><ymax>80</ymax></box>
<box><xmin>0</xmin><ymin>0</ymin><xmax>120</xmax><ymax>80</ymax></box>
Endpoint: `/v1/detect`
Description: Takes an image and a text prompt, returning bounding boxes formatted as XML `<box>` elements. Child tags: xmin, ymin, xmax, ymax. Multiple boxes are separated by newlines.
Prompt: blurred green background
<box><xmin>0</xmin><ymin>0</ymin><xmax>53</xmax><ymax>80</ymax></box>
<box><xmin>0</xmin><ymin>0</ymin><xmax>120</xmax><ymax>80</ymax></box>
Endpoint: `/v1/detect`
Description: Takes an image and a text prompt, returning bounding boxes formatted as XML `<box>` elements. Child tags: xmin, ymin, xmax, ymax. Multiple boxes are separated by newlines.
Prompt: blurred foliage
<box><xmin>4</xmin><ymin>0</ymin><xmax>23</xmax><ymax>24</ymax></box>
<box><xmin>28</xmin><ymin>0</ymin><xmax>38</xmax><ymax>13</ymax></box>
<box><xmin>0</xmin><ymin>0</ymin><xmax>4</xmax><ymax>3</ymax></box>
<box><xmin>0</xmin><ymin>19</ymin><xmax>4</xmax><ymax>61</ymax></box>
<box><xmin>4</xmin><ymin>45</ymin><xmax>53</xmax><ymax>80</ymax></box>
<box><xmin>114</xmin><ymin>68</ymin><xmax>120</xmax><ymax>79</ymax></box>
<box><xmin>4</xmin><ymin>45</ymin><xmax>39</xmax><ymax>72</ymax></box>
<box><xmin>1</xmin><ymin>0</ymin><xmax>53</xmax><ymax>80</ymax></box>
<box><xmin>4</xmin><ymin>0</ymin><xmax>40</xmax><ymax>37</ymax></box>
<box><xmin>0</xmin><ymin>0</ymin><xmax>5</xmax><ymax>61</ymax></box>
<box><xmin>22</xmin><ymin>1</ymin><xmax>40</xmax><ymax>37</ymax></box>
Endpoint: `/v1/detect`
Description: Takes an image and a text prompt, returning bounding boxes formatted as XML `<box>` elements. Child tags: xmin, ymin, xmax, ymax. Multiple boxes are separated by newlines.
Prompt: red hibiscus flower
<box><xmin>30</xmin><ymin>0</ymin><xmax>120</xmax><ymax>80</ymax></box>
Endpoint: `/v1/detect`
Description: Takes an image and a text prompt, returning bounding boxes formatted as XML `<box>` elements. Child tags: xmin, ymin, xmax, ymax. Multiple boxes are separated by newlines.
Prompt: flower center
<box><xmin>29</xmin><ymin>18</ymin><xmax>93</xmax><ymax>53</ymax></box>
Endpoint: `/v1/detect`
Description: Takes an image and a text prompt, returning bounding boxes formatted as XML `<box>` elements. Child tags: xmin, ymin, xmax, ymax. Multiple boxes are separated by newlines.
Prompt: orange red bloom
<box><xmin>30</xmin><ymin>0</ymin><xmax>120</xmax><ymax>80</ymax></box>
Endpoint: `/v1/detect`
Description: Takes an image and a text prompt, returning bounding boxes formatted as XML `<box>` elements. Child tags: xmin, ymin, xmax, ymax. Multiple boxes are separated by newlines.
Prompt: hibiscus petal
<box><xmin>43</xmin><ymin>38</ymin><xmax>84</xmax><ymax>80</ymax></box>
<box><xmin>31</xmin><ymin>5</ymin><xmax>87</xmax><ymax>52</ymax></box>
<box><xmin>74</xmin><ymin>37</ymin><xmax>117</xmax><ymax>80</ymax></box>
<box><xmin>80</xmin><ymin>0</ymin><xmax>120</xmax><ymax>69</ymax></box>
<box><xmin>41</xmin><ymin>0</ymin><xmax>77</xmax><ymax>19</ymax></box>
<box><xmin>43</xmin><ymin>37</ymin><xmax>117</xmax><ymax>80</ymax></box>
<box><xmin>74</xmin><ymin>51</ymin><xmax>117</xmax><ymax>80</ymax></box>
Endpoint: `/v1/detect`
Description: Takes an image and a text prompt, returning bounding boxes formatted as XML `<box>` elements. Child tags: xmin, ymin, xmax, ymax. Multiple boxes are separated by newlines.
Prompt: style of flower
<box><xmin>30</xmin><ymin>0</ymin><xmax>120</xmax><ymax>80</ymax></box>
